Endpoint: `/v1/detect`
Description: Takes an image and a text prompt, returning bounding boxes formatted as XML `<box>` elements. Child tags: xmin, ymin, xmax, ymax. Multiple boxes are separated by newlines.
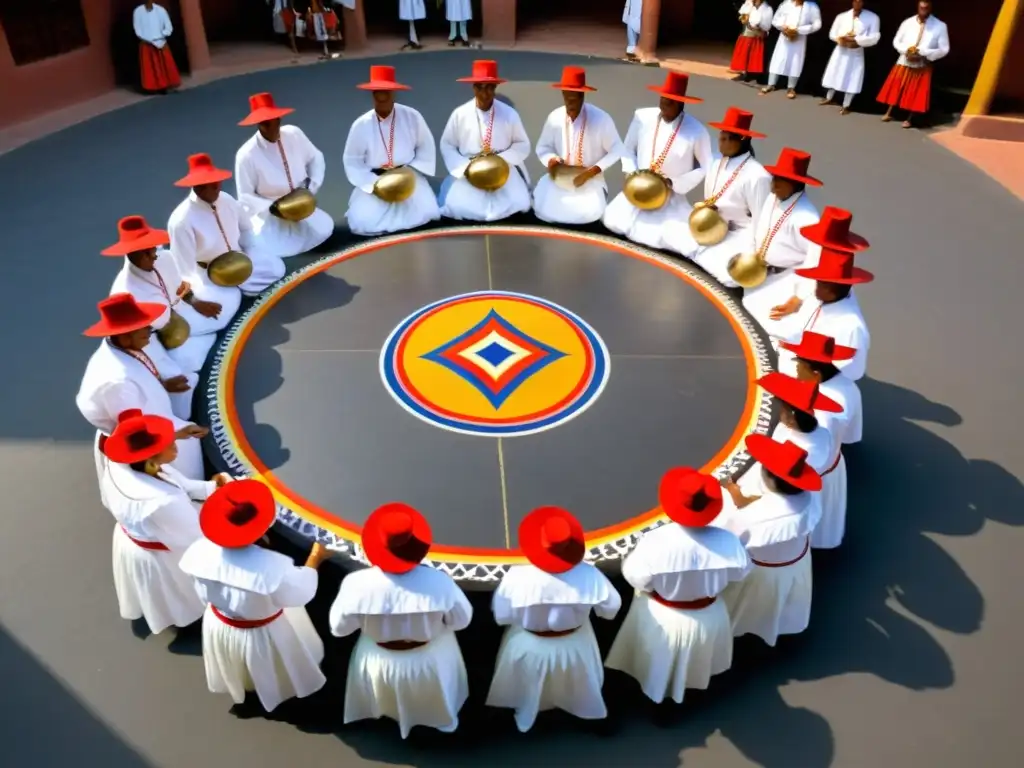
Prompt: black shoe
<box><xmin>461</xmin><ymin>38</ymin><xmax>470</xmax><ymax>47</ymax></box>
<box><xmin>448</xmin><ymin>39</ymin><xmax>457</xmax><ymax>47</ymax></box>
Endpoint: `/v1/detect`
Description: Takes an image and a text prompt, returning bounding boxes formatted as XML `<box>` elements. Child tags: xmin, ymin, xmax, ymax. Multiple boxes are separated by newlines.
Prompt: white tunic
<box><xmin>167</xmin><ymin>190</ymin><xmax>282</xmax><ymax>297</ymax></box>
<box><xmin>892</xmin><ymin>14</ymin><xmax>950</xmax><ymax>68</ymax></box>
<box><xmin>180</xmin><ymin>539</ymin><xmax>327</xmax><ymax>712</ymax></box>
<box><xmin>487</xmin><ymin>562</ymin><xmax>621</xmax><ymax>732</ymax></box>
<box><xmin>662</xmin><ymin>152</ymin><xmax>771</xmax><ymax>285</ymax></box>
<box><xmin>821</xmin><ymin>9</ymin><xmax>881</xmax><ymax>94</ymax></box>
<box><xmin>768</xmin><ymin>1</ymin><xmax>822</xmax><ymax>78</ymax></box>
<box><xmin>398</xmin><ymin>0</ymin><xmax>426</xmax><ymax>21</ymax></box>
<box><xmin>780</xmin><ymin>291</ymin><xmax>870</xmax><ymax>381</ymax></box>
<box><xmin>439</xmin><ymin>99</ymin><xmax>533</xmax><ymax>222</ymax></box>
<box><xmin>103</xmin><ymin>461</ymin><xmax>211</xmax><ymax>633</ymax></box>
<box><xmin>329</xmin><ymin>564</ymin><xmax>472</xmax><ymax>739</ymax></box>
<box><xmin>76</xmin><ymin>339</ymin><xmax>204</xmax><ymax>480</ymax></box>
<box><xmin>342</xmin><ymin>104</ymin><xmax>441</xmax><ymax>236</ymax></box>
<box><xmin>741</xmin><ymin>191</ymin><xmax>819</xmax><ymax>332</ymax></box>
<box><xmin>623</xmin><ymin>0</ymin><xmax>642</xmax><ymax>33</ymax></box>
<box><xmin>133</xmin><ymin>4</ymin><xmax>172</xmax><ymax>47</ymax></box>
<box><xmin>739</xmin><ymin>2</ymin><xmax>774</xmax><ymax>35</ymax></box>
<box><xmin>446</xmin><ymin>0</ymin><xmax>472</xmax><ymax>22</ymax></box>
<box><xmin>532</xmin><ymin>103</ymin><xmax>625</xmax><ymax>225</ymax></box>
<box><xmin>234</xmin><ymin>125</ymin><xmax>333</xmax><ymax>260</ymax></box>
<box><xmin>603</xmin><ymin>108</ymin><xmax>713</xmax><ymax>250</ymax></box>
<box><xmin>819</xmin><ymin>370</ymin><xmax>862</xmax><ymax>445</ymax></box>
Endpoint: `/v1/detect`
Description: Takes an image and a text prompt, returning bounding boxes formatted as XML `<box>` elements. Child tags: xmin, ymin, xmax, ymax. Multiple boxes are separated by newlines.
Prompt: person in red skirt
<box><xmin>730</xmin><ymin>1</ymin><xmax>775</xmax><ymax>82</ymax></box>
<box><xmin>877</xmin><ymin>0</ymin><xmax>950</xmax><ymax>129</ymax></box>
<box><xmin>133</xmin><ymin>2</ymin><xmax>181</xmax><ymax>94</ymax></box>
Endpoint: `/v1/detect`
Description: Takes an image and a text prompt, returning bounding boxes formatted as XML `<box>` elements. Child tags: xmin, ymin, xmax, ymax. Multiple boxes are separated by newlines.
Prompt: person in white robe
<box><xmin>77</xmin><ymin>293</ymin><xmax>208</xmax><ymax>484</ymax></box>
<box><xmin>662</xmin><ymin>107</ymin><xmax>771</xmax><ymax>286</ymax></box>
<box><xmin>104</xmin><ymin>215</ymin><xmax>240</xmax><ymax>374</ymax></box>
<box><xmin>606</xmin><ymin>468</ymin><xmax>750</xmax><ymax>709</ymax></box>
<box><xmin>167</xmin><ymin>152</ymin><xmax>284</xmax><ymax>298</ymax></box>
<box><xmin>343</xmin><ymin>65</ymin><xmax>441</xmax><ymax>236</ymax></box>
<box><xmin>533</xmin><ymin>66</ymin><xmax>624</xmax><ymax>226</ymax></box>
<box><xmin>399</xmin><ymin>0</ymin><xmax>426</xmax><ymax>50</ymax></box>
<box><xmin>329</xmin><ymin>503</ymin><xmax>472</xmax><ymax>739</ymax></box>
<box><xmin>446</xmin><ymin>0</ymin><xmax>471</xmax><ymax>46</ymax></box>
<box><xmin>761</xmin><ymin>0</ymin><xmax>822</xmax><ymax>98</ymax></box>
<box><xmin>877</xmin><ymin>2</ymin><xmax>950</xmax><ymax>129</ymax></box>
<box><xmin>717</xmin><ymin>435</ymin><xmax>822</xmax><ymax>646</ymax></box>
<box><xmin>235</xmin><ymin>93</ymin><xmax>333</xmax><ymax>260</ymax></box>
<box><xmin>179</xmin><ymin>479</ymin><xmax>333</xmax><ymax>712</ymax></box>
<box><xmin>100</xmin><ymin>409</ymin><xmax>227</xmax><ymax>634</ymax></box>
<box><xmin>770</xmin><ymin>207</ymin><xmax>872</xmax><ymax>380</ymax></box>
<box><xmin>622</xmin><ymin>0</ymin><xmax>643</xmax><ymax>61</ymax></box>
<box><xmin>487</xmin><ymin>506</ymin><xmax>622</xmax><ymax>733</ymax></box>
<box><xmin>819</xmin><ymin>1</ymin><xmax>881</xmax><ymax>114</ymax></box>
<box><xmin>782</xmin><ymin>331</ymin><xmax>863</xmax><ymax>549</ymax></box>
<box><xmin>603</xmin><ymin>71</ymin><xmax>713</xmax><ymax>251</ymax></box>
<box><xmin>739</xmin><ymin>147</ymin><xmax>821</xmax><ymax>332</ymax></box>
<box><xmin>439</xmin><ymin>60</ymin><xmax>532</xmax><ymax>222</ymax></box>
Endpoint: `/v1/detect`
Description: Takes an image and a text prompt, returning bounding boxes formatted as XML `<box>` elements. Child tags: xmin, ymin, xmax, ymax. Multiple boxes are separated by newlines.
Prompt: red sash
<box><xmin>120</xmin><ymin>526</ymin><xmax>169</xmax><ymax>551</ymax></box>
<box><xmin>649</xmin><ymin>593</ymin><xmax>717</xmax><ymax>610</ymax></box>
<box><xmin>752</xmin><ymin>537</ymin><xmax>810</xmax><ymax>568</ymax></box>
<box><xmin>211</xmin><ymin>606</ymin><xmax>283</xmax><ymax>629</ymax></box>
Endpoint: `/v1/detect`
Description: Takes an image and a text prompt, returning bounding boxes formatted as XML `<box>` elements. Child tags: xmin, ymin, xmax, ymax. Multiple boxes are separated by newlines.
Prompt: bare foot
<box><xmin>881</xmin><ymin>114</ymin><xmax>893</xmax><ymax>122</ymax></box>
<box><xmin>786</xmin><ymin>90</ymin><xmax>797</xmax><ymax>99</ymax></box>
<box><xmin>901</xmin><ymin>120</ymin><xmax>913</xmax><ymax>129</ymax></box>
<box><xmin>819</xmin><ymin>98</ymin><xmax>833</xmax><ymax>106</ymax></box>
<box><xmin>839</xmin><ymin>107</ymin><xmax>851</xmax><ymax>115</ymax></box>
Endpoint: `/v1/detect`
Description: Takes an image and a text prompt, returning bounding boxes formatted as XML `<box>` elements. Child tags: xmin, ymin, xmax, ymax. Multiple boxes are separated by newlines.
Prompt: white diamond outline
<box><xmin>455</xmin><ymin>329</ymin><xmax>533</xmax><ymax>382</ymax></box>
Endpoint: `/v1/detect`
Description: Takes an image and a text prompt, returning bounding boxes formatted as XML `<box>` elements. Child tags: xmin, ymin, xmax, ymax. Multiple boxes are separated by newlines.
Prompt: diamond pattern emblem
<box><xmin>421</xmin><ymin>309</ymin><xmax>567</xmax><ymax>409</ymax></box>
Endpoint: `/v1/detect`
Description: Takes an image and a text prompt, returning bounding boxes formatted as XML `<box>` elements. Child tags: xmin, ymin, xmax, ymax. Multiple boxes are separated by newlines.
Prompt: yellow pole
<box><xmin>964</xmin><ymin>0</ymin><xmax>1022</xmax><ymax>116</ymax></box>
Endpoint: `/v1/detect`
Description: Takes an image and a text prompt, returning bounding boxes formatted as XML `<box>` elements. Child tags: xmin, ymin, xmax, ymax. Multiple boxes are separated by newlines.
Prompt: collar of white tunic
<box><xmin>494</xmin><ymin>561</ymin><xmax>614</xmax><ymax>609</ymax></box>
<box><xmin>333</xmin><ymin>564</ymin><xmax>464</xmax><ymax>616</ymax></box>
<box><xmin>719</xmin><ymin>488</ymin><xmax>817</xmax><ymax>549</ymax></box>
<box><xmin>104</xmin><ymin>461</ymin><xmax>171</xmax><ymax>525</ymax></box>
<box><xmin>178</xmin><ymin>537</ymin><xmax>293</xmax><ymax>595</ymax></box>
<box><xmin>631</xmin><ymin>522</ymin><xmax>751</xmax><ymax>575</ymax></box>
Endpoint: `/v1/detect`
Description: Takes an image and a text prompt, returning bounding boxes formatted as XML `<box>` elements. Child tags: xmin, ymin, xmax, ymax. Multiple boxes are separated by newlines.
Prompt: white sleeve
<box><xmin>439</xmin><ymin>111</ymin><xmax>470</xmax><ymax>178</ymax></box>
<box><xmin>595</xmin><ymin>113</ymin><xmax>625</xmax><ymax>172</ymax></box>
<box><xmin>167</xmin><ymin>212</ymin><xmax>199</xmax><ymax>273</ymax></box>
<box><xmin>828</xmin><ymin>14</ymin><xmax>843</xmax><ymax>43</ymax></box>
<box><xmin>496</xmin><ymin>109</ymin><xmax>531</xmax><ymax>167</ymax></box>
<box><xmin>535</xmin><ymin>115</ymin><xmax>560</xmax><ymax>167</ymax></box>
<box><xmin>620</xmin><ymin>543</ymin><xmax>654</xmax><ymax>592</ymax></box>
<box><xmin>593</xmin><ymin>575</ymin><xmax>623</xmax><ymax>620</ymax></box>
<box><xmin>95</xmin><ymin>379</ymin><xmax>188</xmax><ymax>430</ymax></box>
<box><xmin>758</xmin><ymin>5</ymin><xmax>774</xmax><ymax>32</ymax></box>
<box><xmin>490</xmin><ymin>581</ymin><xmax>515</xmax><ymax>626</ymax></box>
<box><xmin>234</xmin><ymin>147</ymin><xmax>274</xmax><ymax>217</ymax></box>
<box><xmin>133</xmin><ymin>10</ymin><xmax>149</xmax><ymax>43</ymax></box>
<box><xmin>797</xmin><ymin>5</ymin><xmax>821</xmax><ymax>35</ymax></box>
<box><xmin>272</xmin><ymin>566</ymin><xmax>320</xmax><ymax>608</ymax></box>
<box><xmin>893</xmin><ymin>21</ymin><xmax>911</xmax><ymax>54</ymax></box>
<box><xmin>297</xmin><ymin>128</ymin><xmax>326</xmax><ymax>193</ymax></box>
<box><xmin>328</xmin><ymin>582</ymin><xmax>364</xmax><ymax>637</ymax></box>
<box><xmin>772</xmin><ymin>4</ymin><xmax>787</xmax><ymax>30</ymax></box>
<box><xmin>409</xmin><ymin>108</ymin><xmax>437</xmax><ymax>178</ymax></box>
<box><xmin>342</xmin><ymin>122</ymin><xmax>379</xmax><ymax>194</ymax></box>
<box><xmin>856</xmin><ymin>15</ymin><xmax>881</xmax><ymax>47</ymax></box>
<box><xmin>664</xmin><ymin>121</ymin><xmax>711</xmax><ymax>195</ymax></box>
<box><xmin>924</xmin><ymin>23</ymin><xmax>950</xmax><ymax>62</ymax></box>
<box><xmin>442</xmin><ymin>587</ymin><xmax>473</xmax><ymax>631</ymax></box>
<box><xmin>620</xmin><ymin>112</ymin><xmax>642</xmax><ymax>174</ymax></box>
<box><xmin>161</xmin><ymin>7</ymin><xmax>174</xmax><ymax>37</ymax></box>
<box><xmin>148</xmin><ymin>496</ymin><xmax>202</xmax><ymax>552</ymax></box>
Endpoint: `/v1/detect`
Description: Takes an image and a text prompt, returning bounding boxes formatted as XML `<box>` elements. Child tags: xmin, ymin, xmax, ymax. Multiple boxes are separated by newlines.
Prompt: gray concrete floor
<box><xmin>0</xmin><ymin>51</ymin><xmax>1022</xmax><ymax>768</ymax></box>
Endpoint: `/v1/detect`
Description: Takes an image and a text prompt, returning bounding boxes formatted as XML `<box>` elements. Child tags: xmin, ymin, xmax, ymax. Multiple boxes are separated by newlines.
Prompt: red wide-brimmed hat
<box><xmin>456</xmin><ymin>59</ymin><xmax>507</xmax><ymax>84</ymax></box>
<box><xmin>102</xmin><ymin>409</ymin><xmax>176</xmax><ymax>464</ymax></box>
<box><xmin>238</xmin><ymin>92</ymin><xmax>295</xmax><ymax>127</ymax></box>
<box><xmin>779</xmin><ymin>331</ymin><xmax>856</xmax><ymax>364</ymax></box>
<box><xmin>800</xmin><ymin>206</ymin><xmax>869</xmax><ymax>252</ymax></box>
<box><xmin>659</xmin><ymin>467</ymin><xmax>724</xmax><ymax>527</ymax></box>
<box><xmin>757</xmin><ymin>372</ymin><xmax>842</xmax><ymax>415</ymax></box>
<box><xmin>357</xmin><ymin>64</ymin><xmax>411</xmax><ymax>91</ymax></box>
<box><xmin>708</xmin><ymin>106</ymin><xmax>766</xmax><ymax>139</ymax></box>
<box><xmin>763</xmin><ymin>147</ymin><xmax>822</xmax><ymax>187</ymax></box>
<box><xmin>361</xmin><ymin>502</ymin><xmax>432</xmax><ymax>574</ymax></box>
<box><xmin>174</xmin><ymin>153</ymin><xmax>233</xmax><ymax>187</ymax></box>
<box><xmin>551</xmin><ymin>65</ymin><xmax>596</xmax><ymax>93</ymax></box>
<box><xmin>101</xmin><ymin>215</ymin><xmax>170</xmax><ymax>257</ymax></box>
<box><xmin>796</xmin><ymin>247</ymin><xmax>874</xmax><ymax>284</ymax></box>
<box><xmin>745</xmin><ymin>434</ymin><xmax>822</xmax><ymax>492</ymax></box>
<box><xmin>83</xmin><ymin>293</ymin><xmax>164</xmax><ymax>337</ymax></box>
<box><xmin>519</xmin><ymin>506</ymin><xmax>586</xmax><ymax>574</ymax></box>
<box><xmin>199</xmin><ymin>479</ymin><xmax>277</xmax><ymax>549</ymax></box>
<box><xmin>647</xmin><ymin>71</ymin><xmax>703</xmax><ymax>104</ymax></box>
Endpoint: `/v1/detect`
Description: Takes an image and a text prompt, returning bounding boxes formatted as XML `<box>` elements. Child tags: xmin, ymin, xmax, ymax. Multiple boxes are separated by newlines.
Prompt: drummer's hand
<box><xmin>769</xmin><ymin>296</ymin><xmax>803</xmax><ymax>321</ymax></box>
<box><xmin>192</xmin><ymin>299</ymin><xmax>222</xmax><ymax>319</ymax></box>
<box><xmin>573</xmin><ymin>166</ymin><xmax>601</xmax><ymax>188</ymax></box>
<box><xmin>162</xmin><ymin>375</ymin><xmax>191</xmax><ymax>393</ymax></box>
<box><xmin>663</xmin><ymin>177</ymin><xmax>674</xmax><ymax>190</ymax></box>
<box><xmin>176</xmin><ymin>280</ymin><xmax>192</xmax><ymax>298</ymax></box>
<box><xmin>306</xmin><ymin>541</ymin><xmax>332</xmax><ymax>568</ymax></box>
<box><xmin>213</xmin><ymin>473</ymin><xmax>232</xmax><ymax>487</ymax></box>
<box><xmin>175</xmin><ymin>424</ymin><xmax>208</xmax><ymax>440</ymax></box>
<box><xmin>547</xmin><ymin>157</ymin><xmax>563</xmax><ymax>175</ymax></box>
<box><xmin>371</xmin><ymin>167</ymin><xmax>387</xmax><ymax>176</ymax></box>
<box><xmin>301</xmin><ymin>177</ymin><xmax>311</xmax><ymax>189</ymax></box>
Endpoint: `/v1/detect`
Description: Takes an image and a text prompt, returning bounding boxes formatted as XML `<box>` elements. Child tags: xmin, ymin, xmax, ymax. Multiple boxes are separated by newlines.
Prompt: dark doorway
<box><xmin>691</xmin><ymin>0</ymin><xmax>745</xmax><ymax>43</ymax></box>
<box><xmin>364</xmin><ymin>0</ymin><xmax>483</xmax><ymax>44</ymax></box>
<box><xmin>517</xmin><ymin>0</ymin><xmax>623</xmax><ymax>35</ymax></box>
<box><xmin>202</xmin><ymin>0</ymin><xmax>273</xmax><ymax>42</ymax></box>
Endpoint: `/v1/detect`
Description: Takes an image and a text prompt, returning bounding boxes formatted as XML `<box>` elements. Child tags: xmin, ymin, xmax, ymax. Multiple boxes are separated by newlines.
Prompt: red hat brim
<box><xmin>519</xmin><ymin>507</ymin><xmax>586</xmax><ymax>574</ymax></box>
<box><xmin>794</xmin><ymin>265</ymin><xmax>875</xmax><ymax>284</ymax></box>
<box><xmin>646</xmin><ymin>83</ymin><xmax>703</xmax><ymax>104</ymax></box>
<box><xmin>174</xmin><ymin>167</ymin><xmax>232</xmax><ymax>187</ymax></box>
<box><xmin>763</xmin><ymin>162</ymin><xmax>822</xmax><ymax>187</ymax></box>
<box><xmin>758</xmin><ymin>372</ymin><xmax>843</xmax><ymax>414</ymax></box>
<box><xmin>456</xmin><ymin>75</ymin><xmax>507</xmax><ymax>84</ymax></box>
<box><xmin>361</xmin><ymin>503</ymin><xmax>433</xmax><ymax>574</ymax></box>
<box><xmin>778</xmin><ymin>337</ymin><xmax>857</xmax><ymax>363</ymax></box>
<box><xmin>707</xmin><ymin>120</ymin><xmax>767</xmax><ymax>139</ymax></box>
<box><xmin>800</xmin><ymin>223</ymin><xmax>870</xmax><ymax>252</ymax></box>
<box><xmin>102</xmin><ymin>414</ymin><xmax>176</xmax><ymax>464</ymax></box>
<box><xmin>658</xmin><ymin>467</ymin><xmax>724</xmax><ymax>527</ymax></box>
<box><xmin>551</xmin><ymin>82</ymin><xmax>596</xmax><ymax>93</ymax></box>
<box><xmin>100</xmin><ymin>228</ymin><xmax>170</xmax><ymax>256</ymax></box>
<box><xmin>745</xmin><ymin>434</ymin><xmax>823</xmax><ymax>492</ymax></box>
<box><xmin>200</xmin><ymin>479</ymin><xmax>277</xmax><ymax>548</ymax></box>
<box><xmin>357</xmin><ymin>80</ymin><xmax>411</xmax><ymax>91</ymax></box>
<box><xmin>238</xmin><ymin>106</ymin><xmax>295</xmax><ymax>127</ymax></box>
<box><xmin>83</xmin><ymin>300</ymin><xmax>165</xmax><ymax>337</ymax></box>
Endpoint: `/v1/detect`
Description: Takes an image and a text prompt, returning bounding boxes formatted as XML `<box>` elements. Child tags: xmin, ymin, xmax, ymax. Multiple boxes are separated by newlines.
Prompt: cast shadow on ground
<box><xmin>212</xmin><ymin>377</ymin><xmax>1024</xmax><ymax>767</ymax></box>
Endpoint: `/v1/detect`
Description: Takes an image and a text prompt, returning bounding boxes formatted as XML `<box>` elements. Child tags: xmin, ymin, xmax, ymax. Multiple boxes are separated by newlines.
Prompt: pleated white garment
<box><xmin>603</xmin><ymin>191</ymin><xmax>690</xmax><ymax>250</ymax></box>
<box><xmin>200</xmin><ymin>605</ymin><xmax>325</xmax><ymax>712</ymax></box>
<box><xmin>344</xmin><ymin>630</ymin><xmax>469</xmax><ymax>738</ymax></box>
<box><xmin>346</xmin><ymin>173</ymin><xmax>441</xmax><ymax>236</ymax></box>
<box><xmin>533</xmin><ymin>174</ymin><xmax>608</xmax><ymax>226</ymax></box>
<box><xmin>811</xmin><ymin>455</ymin><xmax>847</xmax><ymax>549</ymax></box>
<box><xmin>487</xmin><ymin>621</ymin><xmax>606</xmax><ymax>732</ymax></box>
<box><xmin>240</xmin><ymin>208</ymin><xmax>334</xmax><ymax>261</ymax></box>
<box><xmin>605</xmin><ymin>592</ymin><xmax>733</xmax><ymax>704</ymax></box>
<box><xmin>721</xmin><ymin>552</ymin><xmax>812</xmax><ymax>645</ymax></box>
<box><xmin>440</xmin><ymin>171</ymin><xmax>532</xmax><ymax>222</ymax></box>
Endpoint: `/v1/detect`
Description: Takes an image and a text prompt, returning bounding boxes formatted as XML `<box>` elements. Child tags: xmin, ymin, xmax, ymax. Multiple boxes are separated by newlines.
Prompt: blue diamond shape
<box><xmin>476</xmin><ymin>340</ymin><xmax>515</xmax><ymax>368</ymax></box>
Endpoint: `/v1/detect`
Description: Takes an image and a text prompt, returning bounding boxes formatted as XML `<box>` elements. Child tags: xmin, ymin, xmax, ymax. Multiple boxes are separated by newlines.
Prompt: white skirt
<box><xmin>811</xmin><ymin>455</ymin><xmax>848</xmax><ymax>549</ymax></box>
<box><xmin>440</xmin><ymin>170</ymin><xmax>532</xmax><ymax>222</ymax></box>
<box><xmin>722</xmin><ymin>552</ymin><xmax>813</xmax><ymax>646</ymax></box>
<box><xmin>532</xmin><ymin>174</ymin><xmax>608</xmax><ymax>226</ymax></box>
<box><xmin>663</xmin><ymin>219</ymin><xmax>751</xmax><ymax>288</ymax></box>
<box><xmin>344</xmin><ymin>630</ymin><xmax>469</xmax><ymax>739</ymax></box>
<box><xmin>176</xmin><ymin>281</ymin><xmax>242</xmax><ymax>336</ymax></box>
<box><xmin>164</xmin><ymin>332</ymin><xmax>216</xmax><ymax>375</ymax></box>
<box><xmin>602</xmin><ymin>190</ymin><xmax>691</xmax><ymax>251</ymax></box>
<box><xmin>346</xmin><ymin>173</ymin><xmax>441</xmax><ymax>236</ymax></box>
<box><xmin>111</xmin><ymin>525</ymin><xmax>204</xmax><ymax>634</ymax></box>
<box><xmin>741</xmin><ymin>269</ymin><xmax>799</xmax><ymax>333</ymax></box>
<box><xmin>605</xmin><ymin>592</ymin><xmax>733</xmax><ymax>704</ymax></box>
<box><xmin>242</xmin><ymin>207</ymin><xmax>334</xmax><ymax>260</ymax></box>
<box><xmin>486</xmin><ymin>621</ymin><xmax>606</xmax><ymax>732</ymax></box>
<box><xmin>201</xmin><ymin>605</ymin><xmax>326</xmax><ymax>712</ymax></box>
